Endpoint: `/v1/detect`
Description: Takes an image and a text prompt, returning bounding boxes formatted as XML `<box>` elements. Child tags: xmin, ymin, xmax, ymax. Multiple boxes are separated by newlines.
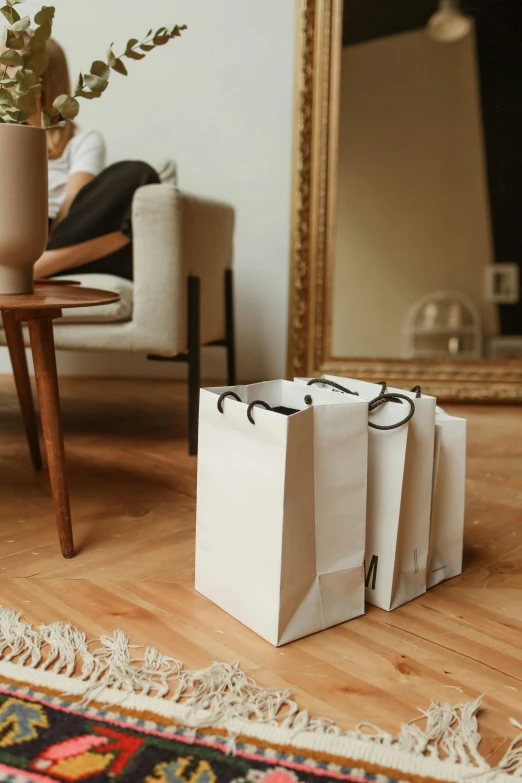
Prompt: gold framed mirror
<box><xmin>287</xmin><ymin>0</ymin><xmax>522</xmax><ymax>401</ymax></box>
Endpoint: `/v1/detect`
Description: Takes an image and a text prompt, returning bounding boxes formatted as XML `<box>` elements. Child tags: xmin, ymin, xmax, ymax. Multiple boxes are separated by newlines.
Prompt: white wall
<box><xmin>0</xmin><ymin>0</ymin><xmax>296</xmax><ymax>380</ymax></box>
<box><xmin>332</xmin><ymin>28</ymin><xmax>497</xmax><ymax>358</ymax></box>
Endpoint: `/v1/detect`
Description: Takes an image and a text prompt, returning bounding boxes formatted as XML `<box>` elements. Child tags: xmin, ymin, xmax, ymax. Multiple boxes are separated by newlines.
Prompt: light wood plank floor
<box><xmin>0</xmin><ymin>376</ymin><xmax>521</xmax><ymax>765</ymax></box>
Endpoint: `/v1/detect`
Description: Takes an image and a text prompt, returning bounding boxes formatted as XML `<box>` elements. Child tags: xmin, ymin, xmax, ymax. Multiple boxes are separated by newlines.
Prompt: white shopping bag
<box><xmin>195</xmin><ymin>380</ymin><xmax>369</xmax><ymax>646</ymax></box>
<box><xmin>427</xmin><ymin>408</ymin><xmax>467</xmax><ymax>588</ymax></box>
<box><xmin>295</xmin><ymin>377</ymin><xmax>436</xmax><ymax>610</ymax></box>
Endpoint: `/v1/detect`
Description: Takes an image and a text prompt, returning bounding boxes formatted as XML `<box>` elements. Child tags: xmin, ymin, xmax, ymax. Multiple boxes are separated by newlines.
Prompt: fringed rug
<box><xmin>0</xmin><ymin>608</ymin><xmax>520</xmax><ymax>783</ymax></box>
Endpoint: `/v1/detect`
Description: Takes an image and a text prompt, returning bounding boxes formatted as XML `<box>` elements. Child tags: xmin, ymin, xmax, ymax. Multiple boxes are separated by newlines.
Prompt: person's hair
<box><xmin>41</xmin><ymin>38</ymin><xmax>76</xmax><ymax>159</ymax></box>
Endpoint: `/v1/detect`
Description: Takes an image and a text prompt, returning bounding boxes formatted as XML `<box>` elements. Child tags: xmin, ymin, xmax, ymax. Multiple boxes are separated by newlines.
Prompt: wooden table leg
<box><xmin>2</xmin><ymin>310</ymin><xmax>42</xmax><ymax>471</ymax></box>
<box><xmin>28</xmin><ymin>315</ymin><xmax>75</xmax><ymax>559</ymax></box>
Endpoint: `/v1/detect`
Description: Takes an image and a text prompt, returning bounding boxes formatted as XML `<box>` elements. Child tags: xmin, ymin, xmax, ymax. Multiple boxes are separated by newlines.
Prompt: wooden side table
<box><xmin>1</xmin><ymin>283</ymin><xmax>120</xmax><ymax>559</ymax></box>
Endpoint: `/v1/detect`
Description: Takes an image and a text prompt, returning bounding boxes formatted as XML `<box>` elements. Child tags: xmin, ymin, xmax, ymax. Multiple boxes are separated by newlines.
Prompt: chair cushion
<box><xmin>56</xmin><ymin>274</ymin><xmax>133</xmax><ymax>324</ymax></box>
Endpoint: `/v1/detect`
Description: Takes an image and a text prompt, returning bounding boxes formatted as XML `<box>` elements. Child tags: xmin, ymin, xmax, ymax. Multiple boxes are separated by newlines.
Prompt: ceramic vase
<box><xmin>0</xmin><ymin>124</ymin><xmax>48</xmax><ymax>295</ymax></box>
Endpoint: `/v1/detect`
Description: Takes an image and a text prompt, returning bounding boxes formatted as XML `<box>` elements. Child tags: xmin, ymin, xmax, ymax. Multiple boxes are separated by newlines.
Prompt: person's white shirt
<box><xmin>48</xmin><ymin>129</ymin><xmax>107</xmax><ymax>219</ymax></box>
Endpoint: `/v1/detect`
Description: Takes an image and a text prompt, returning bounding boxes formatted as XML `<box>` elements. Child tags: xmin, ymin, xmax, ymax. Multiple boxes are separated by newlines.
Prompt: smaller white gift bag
<box><xmin>195</xmin><ymin>380</ymin><xmax>368</xmax><ymax>646</ymax></box>
<box><xmin>427</xmin><ymin>407</ymin><xmax>467</xmax><ymax>588</ymax></box>
<box><xmin>295</xmin><ymin>377</ymin><xmax>436</xmax><ymax>611</ymax></box>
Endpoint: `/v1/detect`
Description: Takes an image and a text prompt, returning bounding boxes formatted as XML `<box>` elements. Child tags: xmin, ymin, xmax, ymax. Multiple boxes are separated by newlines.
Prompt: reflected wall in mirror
<box><xmin>288</xmin><ymin>0</ymin><xmax>522</xmax><ymax>401</ymax></box>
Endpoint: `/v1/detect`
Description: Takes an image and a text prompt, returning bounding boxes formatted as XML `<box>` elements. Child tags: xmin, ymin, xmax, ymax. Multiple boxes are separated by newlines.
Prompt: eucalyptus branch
<box><xmin>0</xmin><ymin>0</ymin><xmax>187</xmax><ymax>128</ymax></box>
<box><xmin>52</xmin><ymin>23</ymin><xmax>187</xmax><ymax>123</ymax></box>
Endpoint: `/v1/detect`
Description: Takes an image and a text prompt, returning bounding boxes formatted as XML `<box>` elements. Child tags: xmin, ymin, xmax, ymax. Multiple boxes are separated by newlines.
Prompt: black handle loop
<box><xmin>217</xmin><ymin>391</ymin><xmax>242</xmax><ymax>413</ymax></box>
<box><xmin>247</xmin><ymin>400</ymin><xmax>272</xmax><ymax>425</ymax></box>
<box><xmin>411</xmin><ymin>385</ymin><xmax>422</xmax><ymax>398</ymax></box>
<box><xmin>306</xmin><ymin>378</ymin><xmax>359</xmax><ymax>396</ymax></box>
<box><xmin>368</xmin><ymin>393</ymin><xmax>415</xmax><ymax>431</ymax></box>
<box><xmin>377</xmin><ymin>381</ymin><xmax>387</xmax><ymax>396</ymax></box>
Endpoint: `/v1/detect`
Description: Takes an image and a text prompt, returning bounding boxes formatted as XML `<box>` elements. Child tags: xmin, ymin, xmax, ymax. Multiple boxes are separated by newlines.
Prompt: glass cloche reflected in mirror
<box><xmin>331</xmin><ymin>0</ymin><xmax>522</xmax><ymax>363</ymax></box>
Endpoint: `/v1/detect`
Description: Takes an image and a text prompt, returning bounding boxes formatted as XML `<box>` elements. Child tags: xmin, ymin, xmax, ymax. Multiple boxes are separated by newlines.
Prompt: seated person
<box><xmin>33</xmin><ymin>39</ymin><xmax>160</xmax><ymax>281</ymax></box>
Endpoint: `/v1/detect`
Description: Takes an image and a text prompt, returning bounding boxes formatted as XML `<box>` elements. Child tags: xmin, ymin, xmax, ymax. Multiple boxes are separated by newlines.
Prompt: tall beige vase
<box><xmin>0</xmin><ymin>124</ymin><xmax>48</xmax><ymax>295</ymax></box>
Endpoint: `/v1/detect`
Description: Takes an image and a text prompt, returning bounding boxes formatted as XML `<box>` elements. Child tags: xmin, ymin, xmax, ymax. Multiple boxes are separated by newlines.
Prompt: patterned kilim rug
<box><xmin>0</xmin><ymin>607</ymin><xmax>520</xmax><ymax>783</ymax></box>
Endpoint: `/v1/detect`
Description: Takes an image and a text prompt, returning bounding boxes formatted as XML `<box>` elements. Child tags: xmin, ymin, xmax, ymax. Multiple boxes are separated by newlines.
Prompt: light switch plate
<box><xmin>484</xmin><ymin>263</ymin><xmax>520</xmax><ymax>304</ymax></box>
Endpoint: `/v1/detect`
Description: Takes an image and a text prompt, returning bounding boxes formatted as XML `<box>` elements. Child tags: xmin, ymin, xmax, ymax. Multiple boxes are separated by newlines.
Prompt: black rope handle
<box><xmin>217</xmin><ymin>391</ymin><xmax>242</xmax><ymax>413</ymax></box>
<box><xmin>247</xmin><ymin>400</ymin><xmax>272</xmax><ymax>425</ymax></box>
<box><xmin>217</xmin><ymin>388</ymin><xmax>414</xmax><ymax>430</ymax></box>
<box><xmin>368</xmin><ymin>393</ymin><xmax>415</xmax><ymax>431</ymax></box>
<box><xmin>306</xmin><ymin>378</ymin><xmax>359</xmax><ymax>396</ymax></box>
<box><xmin>375</xmin><ymin>380</ymin><xmax>420</xmax><ymax>398</ymax></box>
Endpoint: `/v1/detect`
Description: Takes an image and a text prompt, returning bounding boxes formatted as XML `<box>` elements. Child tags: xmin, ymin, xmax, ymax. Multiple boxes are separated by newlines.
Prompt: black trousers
<box><xmin>47</xmin><ymin>161</ymin><xmax>160</xmax><ymax>281</ymax></box>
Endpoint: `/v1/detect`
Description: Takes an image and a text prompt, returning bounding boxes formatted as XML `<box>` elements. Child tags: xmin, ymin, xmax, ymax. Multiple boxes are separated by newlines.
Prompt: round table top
<box><xmin>0</xmin><ymin>282</ymin><xmax>120</xmax><ymax>310</ymax></box>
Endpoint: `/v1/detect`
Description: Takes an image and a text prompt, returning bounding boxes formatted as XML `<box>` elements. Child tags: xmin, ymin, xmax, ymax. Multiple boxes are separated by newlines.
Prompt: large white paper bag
<box><xmin>428</xmin><ymin>408</ymin><xmax>467</xmax><ymax>588</ymax></box>
<box><xmin>195</xmin><ymin>380</ymin><xmax>368</xmax><ymax>646</ymax></box>
<box><xmin>296</xmin><ymin>377</ymin><xmax>436</xmax><ymax>610</ymax></box>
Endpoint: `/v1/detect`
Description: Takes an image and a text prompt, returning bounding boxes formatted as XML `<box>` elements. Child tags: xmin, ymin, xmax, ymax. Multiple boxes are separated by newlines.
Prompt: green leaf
<box><xmin>153</xmin><ymin>27</ymin><xmax>169</xmax><ymax>46</ymax></box>
<box><xmin>53</xmin><ymin>93</ymin><xmax>79</xmax><ymax>119</ymax></box>
<box><xmin>0</xmin><ymin>48</ymin><xmax>22</xmax><ymax>66</ymax></box>
<box><xmin>16</xmin><ymin>91</ymin><xmax>36</xmax><ymax>116</ymax></box>
<box><xmin>6</xmin><ymin>0</ymin><xmax>23</xmax><ymax>7</ymax></box>
<box><xmin>1</xmin><ymin>4</ymin><xmax>19</xmax><ymax>24</ymax></box>
<box><xmin>0</xmin><ymin>87</ymin><xmax>13</xmax><ymax>105</ymax></box>
<box><xmin>28</xmin><ymin>37</ymin><xmax>46</xmax><ymax>53</ymax></box>
<box><xmin>90</xmin><ymin>60</ymin><xmax>110</xmax><ymax>79</ymax></box>
<box><xmin>9</xmin><ymin>84</ymin><xmax>22</xmax><ymax>100</ymax></box>
<box><xmin>83</xmin><ymin>73</ymin><xmax>108</xmax><ymax>93</ymax></box>
<box><xmin>34</xmin><ymin>5</ymin><xmax>55</xmax><ymax>25</ymax></box>
<box><xmin>11</xmin><ymin>14</ymin><xmax>29</xmax><ymax>31</ymax></box>
<box><xmin>126</xmin><ymin>38</ymin><xmax>139</xmax><ymax>50</ymax></box>
<box><xmin>108</xmin><ymin>46</ymin><xmax>127</xmax><ymax>74</ymax></box>
<box><xmin>75</xmin><ymin>89</ymin><xmax>100</xmax><ymax>100</ymax></box>
<box><xmin>110</xmin><ymin>57</ymin><xmax>127</xmax><ymax>75</ymax></box>
<box><xmin>41</xmin><ymin>106</ymin><xmax>64</xmax><ymax>128</ymax></box>
<box><xmin>16</xmin><ymin>69</ymin><xmax>41</xmax><ymax>93</ymax></box>
<box><xmin>41</xmin><ymin>107</ymin><xmax>52</xmax><ymax>128</ymax></box>
<box><xmin>6</xmin><ymin>31</ymin><xmax>24</xmax><ymax>49</ymax></box>
<box><xmin>31</xmin><ymin>22</ymin><xmax>52</xmax><ymax>45</ymax></box>
<box><xmin>139</xmin><ymin>43</ymin><xmax>154</xmax><ymax>52</ymax></box>
<box><xmin>125</xmin><ymin>48</ymin><xmax>145</xmax><ymax>60</ymax></box>
<box><xmin>167</xmin><ymin>24</ymin><xmax>187</xmax><ymax>38</ymax></box>
<box><xmin>24</xmin><ymin>50</ymin><xmax>49</xmax><ymax>75</ymax></box>
<box><xmin>74</xmin><ymin>72</ymin><xmax>84</xmax><ymax>92</ymax></box>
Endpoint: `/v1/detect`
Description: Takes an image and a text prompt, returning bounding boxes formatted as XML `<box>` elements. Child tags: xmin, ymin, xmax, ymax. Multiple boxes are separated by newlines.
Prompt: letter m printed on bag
<box><xmin>364</xmin><ymin>555</ymin><xmax>378</xmax><ymax>590</ymax></box>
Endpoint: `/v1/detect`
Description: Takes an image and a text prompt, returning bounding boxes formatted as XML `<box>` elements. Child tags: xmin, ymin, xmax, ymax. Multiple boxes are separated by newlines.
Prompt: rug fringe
<box><xmin>0</xmin><ymin>606</ymin><xmax>519</xmax><ymax>779</ymax></box>
<box><xmin>488</xmin><ymin>719</ymin><xmax>522</xmax><ymax>777</ymax></box>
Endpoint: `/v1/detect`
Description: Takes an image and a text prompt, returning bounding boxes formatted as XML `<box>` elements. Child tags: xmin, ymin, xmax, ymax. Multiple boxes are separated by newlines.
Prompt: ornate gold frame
<box><xmin>287</xmin><ymin>0</ymin><xmax>522</xmax><ymax>402</ymax></box>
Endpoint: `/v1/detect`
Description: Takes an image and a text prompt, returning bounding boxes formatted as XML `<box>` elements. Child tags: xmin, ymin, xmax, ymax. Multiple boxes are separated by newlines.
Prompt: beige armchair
<box><xmin>0</xmin><ymin>181</ymin><xmax>236</xmax><ymax>455</ymax></box>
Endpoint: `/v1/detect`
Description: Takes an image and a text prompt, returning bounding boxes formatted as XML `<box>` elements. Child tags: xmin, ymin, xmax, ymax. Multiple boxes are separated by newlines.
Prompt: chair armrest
<box><xmin>132</xmin><ymin>183</ymin><xmax>183</xmax><ymax>356</ymax></box>
<box><xmin>132</xmin><ymin>184</ymin><xmax>234</xmax><ymax>356</ymax></box>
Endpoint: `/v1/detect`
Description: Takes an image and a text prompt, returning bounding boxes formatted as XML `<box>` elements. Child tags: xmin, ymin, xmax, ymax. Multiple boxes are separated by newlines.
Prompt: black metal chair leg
<box><xmin>225</xmin><ymin>269</ymin><xmax>236</xmax><ymax>387</ymax></box>
<box><xmin>149</xmin><ymin>270</ymin><xmax>232</xmax><ymax>455</ymax></box>
<box><xmin>188</xmin><ymin>275</ymin><xmax>201</xmax><ymax>456</ymax></box>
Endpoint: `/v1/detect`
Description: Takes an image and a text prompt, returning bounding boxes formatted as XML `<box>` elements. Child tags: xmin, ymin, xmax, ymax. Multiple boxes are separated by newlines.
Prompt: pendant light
<box><xmin>427</xmin><ymin>0</ymin><xmax>472</xmax><ymax>43</ymax></box>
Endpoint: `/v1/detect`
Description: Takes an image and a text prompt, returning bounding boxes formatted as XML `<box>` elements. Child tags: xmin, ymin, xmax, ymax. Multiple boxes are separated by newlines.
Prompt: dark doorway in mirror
<box><xmin>342</xmin><ymin>0</ymin><xmax>522</xmax><ymax>336</ymax></box>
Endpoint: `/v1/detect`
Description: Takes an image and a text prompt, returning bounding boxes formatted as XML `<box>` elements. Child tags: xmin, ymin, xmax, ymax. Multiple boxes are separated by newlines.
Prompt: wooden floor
<box><xmin>0</xmin><ymin>376</ymin><xmax>521</xmax><ymax>764</ymax></box>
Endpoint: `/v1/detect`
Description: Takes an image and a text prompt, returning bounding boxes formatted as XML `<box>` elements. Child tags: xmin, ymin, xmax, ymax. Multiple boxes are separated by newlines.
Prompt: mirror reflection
<box><xmin>332</xmin><ymin>0</ymin><xmax>522</xmax><ymax>361</ymax></box>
